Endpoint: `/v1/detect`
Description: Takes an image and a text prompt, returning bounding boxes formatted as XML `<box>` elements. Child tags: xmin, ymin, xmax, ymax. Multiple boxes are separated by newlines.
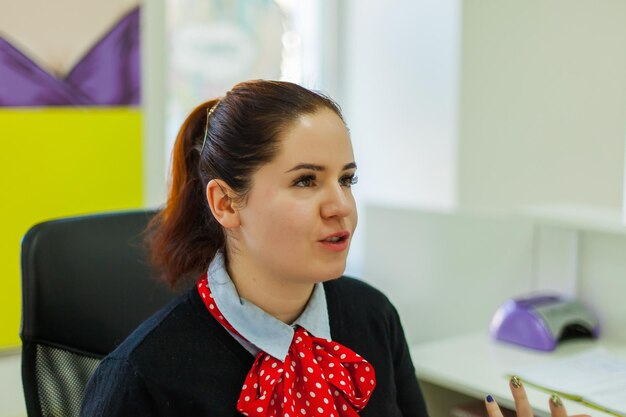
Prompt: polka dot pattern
<box><xmin>198</xmin><ymin>275</ymin><xmax>376</xmax><ymax>417</ymax></box>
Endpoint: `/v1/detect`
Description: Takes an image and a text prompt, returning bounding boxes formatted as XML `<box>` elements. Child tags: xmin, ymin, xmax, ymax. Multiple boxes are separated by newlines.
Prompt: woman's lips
<box><xmin>319</xmin><ymin>231</ymin><xmax>350</xmax><ymax>252</ymax></box>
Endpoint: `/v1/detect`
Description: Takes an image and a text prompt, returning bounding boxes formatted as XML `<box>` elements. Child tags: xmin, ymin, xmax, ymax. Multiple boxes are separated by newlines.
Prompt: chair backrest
<box><xmin>20</xmin><ymin>210</ymin><xmax>177</xmax><ymax>417</ymax></box>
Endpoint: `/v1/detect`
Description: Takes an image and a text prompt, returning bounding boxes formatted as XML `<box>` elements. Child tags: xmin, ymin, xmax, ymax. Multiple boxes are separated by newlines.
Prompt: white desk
<box><xmin>410</xmin><ymin>332</ymin><xmax>626</xmax><ymax>417</ymax></box>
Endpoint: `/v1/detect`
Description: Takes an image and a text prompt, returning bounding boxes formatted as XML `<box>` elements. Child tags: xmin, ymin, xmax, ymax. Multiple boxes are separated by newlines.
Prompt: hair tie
<box><xmin>200</xmin><ymin>101</ymin><xmax>220</xmax><ymax>154</ymax></box>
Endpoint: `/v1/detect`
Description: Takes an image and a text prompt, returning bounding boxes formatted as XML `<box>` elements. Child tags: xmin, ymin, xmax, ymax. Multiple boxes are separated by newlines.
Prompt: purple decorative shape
<box><xmin>0</xmin><ymin>7</ymin><xmax>140</xmax><ymax>107</ymax></box>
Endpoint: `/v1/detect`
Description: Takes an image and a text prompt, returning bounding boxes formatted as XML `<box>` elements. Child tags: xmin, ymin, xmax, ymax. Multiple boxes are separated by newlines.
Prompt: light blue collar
<box><xmin>206</xmin><ymin>251</ymin><xmax>331</xmax><ymax>361</ymax></box>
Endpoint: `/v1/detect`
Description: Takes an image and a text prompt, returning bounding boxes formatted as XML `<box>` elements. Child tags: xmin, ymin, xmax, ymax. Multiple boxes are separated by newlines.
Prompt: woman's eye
<box><xmin>293</xmin><ymin>175</ymin><xmax>316</xmax><ymax>187</ymax></box>
<box><xmin>340</xmin><ymin>174</ymin><xmax>359</xmax><ymax>187</ymax></box>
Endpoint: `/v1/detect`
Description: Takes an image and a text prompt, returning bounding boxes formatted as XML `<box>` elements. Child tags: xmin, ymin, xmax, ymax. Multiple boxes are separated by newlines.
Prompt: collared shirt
<box><xmin>206</xmin><ymin>251</ymin><xmax>331</xmax><ymax>361</ymax></box>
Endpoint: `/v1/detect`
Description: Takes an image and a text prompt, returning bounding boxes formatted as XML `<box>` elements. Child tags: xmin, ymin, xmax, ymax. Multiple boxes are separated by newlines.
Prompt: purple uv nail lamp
<box><xmin>489</xmin><ymin>294</ymin><xmax>600</xmax><ymax>351</ymax></box>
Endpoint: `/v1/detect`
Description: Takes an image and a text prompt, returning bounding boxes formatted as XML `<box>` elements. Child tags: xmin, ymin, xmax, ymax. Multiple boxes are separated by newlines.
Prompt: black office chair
<box><xmin>20</xmin><ymin>210</ymin><xmax>177</xmax><ymax>417</ymax></box>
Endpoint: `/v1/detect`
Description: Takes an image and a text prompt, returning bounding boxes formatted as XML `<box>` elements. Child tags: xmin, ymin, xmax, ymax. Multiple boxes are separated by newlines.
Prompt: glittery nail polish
<box><xmin>510</xmin><ymin>375</ymin><xmax>522</xmax><ymax>389</ymax></box>
<box><xmin>551</xmin><ymin>394</ymin><xmax>563</xmax><ymax>407</ymax></box>
<box><xmin>486</xmin><ymin>395</ymin><xmax>494</xmax><ymax>403</ymax></box>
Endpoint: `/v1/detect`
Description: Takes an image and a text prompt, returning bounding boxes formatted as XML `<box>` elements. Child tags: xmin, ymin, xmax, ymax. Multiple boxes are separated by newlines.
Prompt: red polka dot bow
<box><xmin>197</xmin><ymin>275</ymin><xmax>376</xmax><ymax>417</ymax></box>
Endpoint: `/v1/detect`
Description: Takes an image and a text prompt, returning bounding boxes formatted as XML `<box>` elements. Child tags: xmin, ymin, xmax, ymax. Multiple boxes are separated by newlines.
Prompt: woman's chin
<box><xmin>320</xmin><ymin>274</ymin><xmax>344</xmax><ymax>283</ymax></box>
<box><xmin>315</xmin><ymin>262</ymin><xmax>348</xmax><ymax>282</ymax></box>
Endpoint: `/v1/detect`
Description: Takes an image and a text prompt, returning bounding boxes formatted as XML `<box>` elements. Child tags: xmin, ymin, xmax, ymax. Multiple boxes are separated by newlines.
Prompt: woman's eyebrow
<box><xmin>285</xmin><ymin>162</ymin><xmax>357</xmax><ymax>173</ymax></box>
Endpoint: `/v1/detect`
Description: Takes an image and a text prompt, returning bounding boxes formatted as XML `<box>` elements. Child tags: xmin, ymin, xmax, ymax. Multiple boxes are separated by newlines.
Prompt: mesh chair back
<box><xmin>20</xmin><ymin>210</ymin><xmax>176</xmax><ymax>417</ymax></box>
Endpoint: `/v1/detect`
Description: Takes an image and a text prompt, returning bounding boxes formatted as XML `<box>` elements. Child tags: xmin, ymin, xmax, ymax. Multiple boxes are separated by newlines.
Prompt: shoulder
<box><xmin>324</xmin><ymin>276</ymin><xmax>399</xmax><ymax>334</ymax></box>
<box><xmin>103</xmin><ymin>285</ymin><xmax>244</xmax><ymax>370</ymax></box>
<box><xmin>83</xmin><ymin>286</ymin><xmax>253</xmax><ymax>414</ymax></box>
<box><xmin>81</xmin><ymin>291</ymin><xmax>196</xmax><ymax>415</ymax></box>
<box><xmin>105</xmin><ymin>288</ymin><xmax>194</xmax><ymax>360</ymax></box>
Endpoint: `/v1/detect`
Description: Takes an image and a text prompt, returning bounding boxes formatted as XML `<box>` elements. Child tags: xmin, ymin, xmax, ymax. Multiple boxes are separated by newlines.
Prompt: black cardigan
<box><xmin>80</xmin><ymin>277</ymin><xmax>429</xmax><ymax>417</ymax></box>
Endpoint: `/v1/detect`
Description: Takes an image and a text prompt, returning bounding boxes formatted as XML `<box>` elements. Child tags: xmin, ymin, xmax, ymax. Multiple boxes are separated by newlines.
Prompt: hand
<box><xmin>484</xmin><ymin>376</ymin><xmax>591</xmax><ymax>417</ymax></box>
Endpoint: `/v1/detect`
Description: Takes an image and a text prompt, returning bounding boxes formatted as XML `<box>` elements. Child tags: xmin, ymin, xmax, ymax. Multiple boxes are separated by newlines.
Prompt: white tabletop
<box><xmin>410</xmin><ymin>332</ymin><xmax>626</xmax><ymax>417</ymax></box>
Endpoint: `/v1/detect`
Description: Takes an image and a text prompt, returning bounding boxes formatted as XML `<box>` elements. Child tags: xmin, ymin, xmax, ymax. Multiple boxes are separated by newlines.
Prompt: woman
<box><xmin>80</xmin><ymin>80</ymin><xmax>586</xmax><ymax>417</ymax></box>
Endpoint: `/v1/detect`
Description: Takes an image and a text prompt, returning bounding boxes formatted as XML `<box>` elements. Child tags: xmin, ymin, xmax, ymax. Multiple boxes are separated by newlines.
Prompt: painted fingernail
<box><xmin>486</xmin><ymin>394</ymin><xmax>494</xmax><ymax>403</ymax></box>
<box><xmin>551</xmin><ymin>394</ymin><xmax>563</xmax><ymax>407</ymax></box>
<box><xmin>510</xmin><ymin>375</ymin><xmax>522</xmax><ymax>389</ymax></box>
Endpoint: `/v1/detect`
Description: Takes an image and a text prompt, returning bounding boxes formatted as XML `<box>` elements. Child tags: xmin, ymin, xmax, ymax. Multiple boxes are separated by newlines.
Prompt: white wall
<box><xmin>341</xmin><ymin>0</ymin><xmax>626</xmax><ymax>216</ymax></box>
<box><xmin>363</xmin><ymin>205</ymin><xmax>626</xmax><ymax>346</ymax></box>
<box><xmin>457</xmin><ymin>0</ymin><xmax>626</xmax><ymax>211</ymax></box>
<box><xmin>578</xmin><ymin>230</ymin><xmax>626</xmax><ymax>343</ymax></box>
<box><xmin>342</xmin><ymin>0</ymin><xmax>461</xmax><ymax>209</ymax></box>
<box><xmin>363</xmin><ymin>205</ymin><xmax>535</xmax><ymax>345</ymax></box>
<box><xmin>142</xmin><ymin>0</ymin><xmax>168</xmax><ymax>208</ymax></box>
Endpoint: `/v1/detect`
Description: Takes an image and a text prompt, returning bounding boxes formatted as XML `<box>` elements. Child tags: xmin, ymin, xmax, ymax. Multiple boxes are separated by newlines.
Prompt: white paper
<box><xmin>513</xmin><ymin>348</ymin><xmax>626</xmax><ymax>416</ymax></box>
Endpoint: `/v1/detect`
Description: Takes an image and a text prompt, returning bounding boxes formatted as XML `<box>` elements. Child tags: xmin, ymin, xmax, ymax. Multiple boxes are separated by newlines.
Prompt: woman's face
<box><xmin>232</xmin><ymin>108</ymin><xmax>357</xmax><ymax>284</ymax></box>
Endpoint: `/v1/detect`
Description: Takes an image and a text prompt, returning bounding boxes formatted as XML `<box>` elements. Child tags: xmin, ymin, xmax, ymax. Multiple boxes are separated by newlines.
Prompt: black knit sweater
<box><xmin>80</xmin><ymin>277</ymin><xmax>429</xmax><ymax>417</ymax></box>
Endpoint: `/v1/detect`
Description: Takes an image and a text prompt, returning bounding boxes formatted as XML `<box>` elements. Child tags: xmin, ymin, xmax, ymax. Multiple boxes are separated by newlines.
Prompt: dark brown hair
<box><xmin>146</xmin><ymin>80</ymin><xmax>344</xmax><ymax>289</ymax></box>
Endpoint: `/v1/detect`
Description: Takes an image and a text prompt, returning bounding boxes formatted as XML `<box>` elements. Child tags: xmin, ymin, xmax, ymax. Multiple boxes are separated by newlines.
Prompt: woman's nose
<box><xmin>320</xmin><ymin>184</ymin><xmax>354</xmax><ymax>219</ymax></box>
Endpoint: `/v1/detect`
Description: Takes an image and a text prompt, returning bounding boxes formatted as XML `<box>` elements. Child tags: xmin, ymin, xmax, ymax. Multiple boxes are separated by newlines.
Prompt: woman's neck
<box><xmin>225</xmin><ymin>251</ymin><xmax>315</xmax><ymax>324</ymax></box>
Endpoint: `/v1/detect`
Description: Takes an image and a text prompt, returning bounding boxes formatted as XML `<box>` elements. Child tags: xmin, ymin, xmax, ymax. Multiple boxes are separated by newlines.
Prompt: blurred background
<box><xmin>1</xmin><ymin>0</ymin><xmax>625</xmax><ymax>416</ymax></box>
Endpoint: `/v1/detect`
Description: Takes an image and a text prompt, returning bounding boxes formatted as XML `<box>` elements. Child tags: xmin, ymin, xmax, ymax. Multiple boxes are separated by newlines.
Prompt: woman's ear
<box><xmin>206</xmin><ymin>179</ymin><xmax>240</xmax><ymax>229</ymax></box>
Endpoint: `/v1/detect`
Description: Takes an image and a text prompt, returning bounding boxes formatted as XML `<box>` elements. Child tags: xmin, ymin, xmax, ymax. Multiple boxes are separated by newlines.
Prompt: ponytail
<box><xmin>146</xmin><ymin>100</ymin><xmax>224</xmax><ymax>289</ymax></box>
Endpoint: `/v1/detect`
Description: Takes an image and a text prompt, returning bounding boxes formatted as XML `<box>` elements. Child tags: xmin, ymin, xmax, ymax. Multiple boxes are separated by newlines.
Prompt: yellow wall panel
<box><xmin>0</xmin><ymin>108</ymin><xmax>143</xmax><ymax>348</ymax></box>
